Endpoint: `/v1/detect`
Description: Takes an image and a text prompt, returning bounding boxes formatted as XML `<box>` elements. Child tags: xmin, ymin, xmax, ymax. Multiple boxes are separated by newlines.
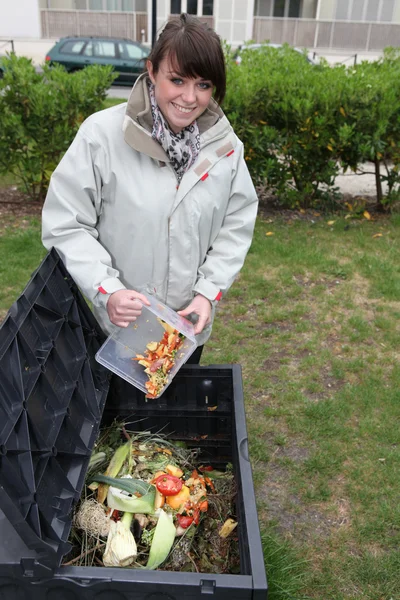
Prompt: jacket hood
<box><xmin>123</xmin><ymin>72</ymin><xmax>232</xmax><ymax>161</ymax></box>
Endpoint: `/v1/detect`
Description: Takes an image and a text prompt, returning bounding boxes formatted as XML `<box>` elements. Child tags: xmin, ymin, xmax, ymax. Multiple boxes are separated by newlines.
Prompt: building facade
<box><xmin>254</xmin><ymin>0</ymin><xmax>317</xmax><ymax>19</ymax></box>
<box><xmin>317</xmin><ymin>0</ymin><xmax>400</xmax><ymax>23</ymax></box>
<box><xmin>2</xmin><ymin>0</ymin><xmax>400</xmax><ymax>47</ymax></box>
<box><xmin>0</xmin><ymin>0</ymin><xmax>42</xmax><ymax>38</ymax></box>
<box><xmin>38</xmin><ymin>0</ymin><xmax>147</xmax><ymax>10</ymax></box>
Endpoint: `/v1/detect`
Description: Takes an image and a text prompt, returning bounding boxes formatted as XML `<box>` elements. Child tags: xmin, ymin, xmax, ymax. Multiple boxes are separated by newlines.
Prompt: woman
<box><xmin>42</xmin><ymin>14</ymin><xmax>258</xmax><ymax>363</ymax></box>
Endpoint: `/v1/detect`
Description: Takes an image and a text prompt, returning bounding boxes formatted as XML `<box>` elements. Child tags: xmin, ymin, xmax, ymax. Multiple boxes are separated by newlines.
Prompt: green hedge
<box><xmin>0</xmin><ymin>54</ymin><xmax>116</xmax><ymax>202</ymax></box>
<box><xmin>223</xmin><ymin>45</ymin><xmax>400</xmax><ymax>210</ymax></box>
<box><xmin>1</xmin><ymin>49</ymin><xmax>400</xmax><ymax>210</ymax></box>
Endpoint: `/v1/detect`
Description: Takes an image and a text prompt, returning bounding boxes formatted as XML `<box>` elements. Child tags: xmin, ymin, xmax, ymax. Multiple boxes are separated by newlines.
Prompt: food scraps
<box><xmin>67</xmin><ymin>425</ymin><xmax>239</xmax><ymax>573</ymax></box>
<box><xmin>134</xmin><ymin>319</ymin><xmax>184</xmax><ymax>398</ymax></box>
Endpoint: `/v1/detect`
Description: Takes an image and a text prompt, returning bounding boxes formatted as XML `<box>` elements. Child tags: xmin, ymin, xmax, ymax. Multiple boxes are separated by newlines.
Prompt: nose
<box><xmin>181</xmin><ymin>83</ymin><xmax>196</xmax><ymax>104</ymax></box>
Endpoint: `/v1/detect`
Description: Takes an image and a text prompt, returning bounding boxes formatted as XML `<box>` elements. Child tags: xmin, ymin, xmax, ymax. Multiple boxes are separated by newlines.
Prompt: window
<box><xmin>203</xmin><ymin>0</ymin><xmax>213</xmax><ymax>16</ymax></box>
<box><xmin>380</xmin><ymin>0</ymin><xmax>395</xmax><ymax>22</ymax></box>
<box><xmin>336</xmin><ymin>0</ymin><xmax>396</xmax><ymax>22</ymax></box>
<box><xmin>85</xmin><ymin>0</ymin><xmax>138</xmax><ymax>10</ymax></box>
<box><xmin>351</xmin><ymin>0</ymin><xmax>364</xmax><ymax>21</ymax></box>
<box><xmin>273</xmin><ymin>0</ymin><xmax>285</xmax><ymax>17</ymax></box>
<box><xmin>255</xmin><ymin>0</ymin><xmax>299</xmax><ymax>18</ymax></box>
<box><xmin>335</xmin><ymin>0</ymin><xmax>349</xmax><ymax>20</ymax></box>
<box><xmin>255</xmin><ymin>0</ymin><xmax>273</xmax><ymax>16</ymax></box>
<box><xmin>288</xmin><ymin>0</ymin><xmax>300</xmax><ymax>17</ymax></box>
<box><xmin>89</xmin><ymin>0</ymin><xmax>103</xmax><ymax>9</ymax></box>
<box><xmin>59</xmin><ymin>40</ymin><xmax>85</xmax><ymax>54</ymax></box>
<box><xmin>187</xmin><ymin>0</ymin><xmax>197</xmax><ymax>14</ymax></box>
<box><xmin>119</xmin><ymin>42</ymin><xmax>148</xmax><ymax>60</ymax></box>
<box><xmin>365</xmin><ymin>0</ymin><xmax>379</xmax><ymax>21</ymax></box>
<box><xmin>84</xmin><ymin>41</ymin><xmax>116</xmax><ymax>58</ymax></box>
<box><xmin>171</xmin><ymin>0</ymin><xmax>181</xmax><ymax>14</ymax></box>
<box><xmin>106</xmin><ymin>0</ymin><xmax>134</xmax><ymax>9</ymax></box>
<box><xmin>107</xmin><ymin>0</ymin><xmax>119</xmax><ymax>10</ymax></box>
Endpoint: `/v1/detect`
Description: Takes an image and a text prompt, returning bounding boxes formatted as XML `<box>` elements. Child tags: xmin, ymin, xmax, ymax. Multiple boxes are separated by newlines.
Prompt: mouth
<box><xmin>171</xmin><ymin>102</ymin><xmax>196</xmax><ymax>114</ymax></box>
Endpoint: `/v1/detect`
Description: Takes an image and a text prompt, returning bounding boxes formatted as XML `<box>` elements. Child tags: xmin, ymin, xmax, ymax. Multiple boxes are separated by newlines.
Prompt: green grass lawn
<box><xmin>204</xmin><ymin>214</ymin><xmax>400</xmax><ymax>600</ymax></box>
<box><xmin>1</xmin><ymin>202</ymin><xmax>399</xmax><ymax>599</ymax></box>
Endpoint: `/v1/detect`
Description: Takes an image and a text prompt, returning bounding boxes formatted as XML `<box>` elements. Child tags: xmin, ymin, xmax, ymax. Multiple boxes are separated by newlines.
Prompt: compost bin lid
<box><xmin>0</xmin><ymin>249</ymin><xmax>110</xmax><ymax>570</ymax></box>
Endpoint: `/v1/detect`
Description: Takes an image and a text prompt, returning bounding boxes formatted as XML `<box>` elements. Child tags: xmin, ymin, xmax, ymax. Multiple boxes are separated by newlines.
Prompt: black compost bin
<box><xmin>0</xmin><ymin>249</ymin><xmax>268</xmax><ymax>599</ymax></box>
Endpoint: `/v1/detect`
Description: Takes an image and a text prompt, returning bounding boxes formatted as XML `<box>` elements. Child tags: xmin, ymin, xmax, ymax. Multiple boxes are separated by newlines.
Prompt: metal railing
<box><xmin>40</xmin><ymin>9</ymin><xmax>148</xmax><ymax>42</ymax></box>
<box><xmin>252</xmin><ymin>17</ymin><xmax>400</xmax><ymax>51</ymax></box>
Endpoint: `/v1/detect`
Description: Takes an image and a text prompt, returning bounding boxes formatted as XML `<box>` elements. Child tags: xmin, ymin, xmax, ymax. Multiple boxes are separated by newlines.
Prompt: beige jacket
<box><xmin>42</xmin><ymin>74</ymin><xmax>258</xmax><ymax>344</ymax></box>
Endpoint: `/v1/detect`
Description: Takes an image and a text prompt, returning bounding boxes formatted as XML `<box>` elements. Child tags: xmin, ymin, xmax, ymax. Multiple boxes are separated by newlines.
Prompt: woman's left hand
<box><xmin>178</xmin><ymin>294</ymin><xmax>212</xmax><ymax>335</ymax></box>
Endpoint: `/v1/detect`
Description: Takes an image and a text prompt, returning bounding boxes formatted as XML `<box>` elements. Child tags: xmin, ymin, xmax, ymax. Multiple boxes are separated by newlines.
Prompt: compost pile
<box><xmin>65</xmin><ymin>421</ymin><xmax>240</xmax><ymax>573</ymax></box>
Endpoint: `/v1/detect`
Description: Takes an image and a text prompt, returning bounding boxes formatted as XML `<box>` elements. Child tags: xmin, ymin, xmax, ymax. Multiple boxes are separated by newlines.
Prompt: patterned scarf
<box><xmin>147</xmin><ymin>80</ymin><xmax>200</xmax><ymax>184</ymax></box>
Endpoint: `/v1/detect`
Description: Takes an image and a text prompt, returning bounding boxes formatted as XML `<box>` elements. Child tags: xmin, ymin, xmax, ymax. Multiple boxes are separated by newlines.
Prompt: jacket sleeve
<box><xmin>193</xmin><ymin>142</ymin><xmax>258</xmax><ymax>302</ymax></box>
<box><xmin>42</xmin><ymin>127</ymin><xmax>126</xmax><ymax>310</ymax></box>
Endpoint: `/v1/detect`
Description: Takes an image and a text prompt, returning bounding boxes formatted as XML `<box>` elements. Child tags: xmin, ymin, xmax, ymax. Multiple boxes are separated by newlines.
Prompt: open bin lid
<box><xmin>0</xmin><ymin>249</ymin><xmax>110</xmax><ymax>570</ymax></box>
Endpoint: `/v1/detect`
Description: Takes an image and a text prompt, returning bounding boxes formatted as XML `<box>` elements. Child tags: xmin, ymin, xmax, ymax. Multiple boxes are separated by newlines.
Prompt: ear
<box><xmin>147</xmin><ymin>60</ymin><xmax>156</xmax><ymax>84</ymax></box>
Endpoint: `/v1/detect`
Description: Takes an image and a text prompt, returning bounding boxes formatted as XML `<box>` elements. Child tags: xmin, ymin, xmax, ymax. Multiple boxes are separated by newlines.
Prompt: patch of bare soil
<box><xmin>256</xmin><ymin>444</ymin><xmax>335</xmax><ymax>541</ymax></box>
<box><xmin>0</xmin><ymin>186</ymin><xmax>42</xmax><ymax>233</ymax></box>
<box><xmin>256</xmin><ymin>184</ymin><xmax>395</xmax><ymax>222</ymax></box>
<box><xmin>257</xmin><ymin>443</ymin><xmax>355</xmax><ymax>545</ymax></box>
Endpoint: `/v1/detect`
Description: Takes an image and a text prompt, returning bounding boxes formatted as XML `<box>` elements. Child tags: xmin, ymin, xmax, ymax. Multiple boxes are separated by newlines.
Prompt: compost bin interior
<box><xmin>0</xmin><ymin>249</ymin><xmax>268</xmax><ymax>599</ymax></box>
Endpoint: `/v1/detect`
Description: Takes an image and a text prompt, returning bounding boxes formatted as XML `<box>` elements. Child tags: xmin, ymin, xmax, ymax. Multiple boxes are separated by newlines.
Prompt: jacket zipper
<box><xmin>165</xmin><ymin>215</ymin><xmax>171</xmax><ymax>303</ymax></box>
<box><xmin>163</xmin><ymin>127</ymin><xmax>232</xmax><ymax>304</ymax></box>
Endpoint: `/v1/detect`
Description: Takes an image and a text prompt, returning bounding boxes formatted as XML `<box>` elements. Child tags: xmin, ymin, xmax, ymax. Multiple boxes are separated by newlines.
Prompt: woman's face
<box><xmin>147</xmin><ymin>57</ymin><xmax>214</xmax><ymax>133</ymax></box>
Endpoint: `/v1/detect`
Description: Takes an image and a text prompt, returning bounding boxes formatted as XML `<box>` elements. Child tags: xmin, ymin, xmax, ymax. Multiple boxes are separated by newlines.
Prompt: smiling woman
<box><xmin>147</xmin><ymin>63</ymin><xmax>213</xmax><ymax>134</ymax></box>
<box><xmin>42</xmin><ymin>13</ymin><xmax>258</xmax><ymax>363</ymax></box>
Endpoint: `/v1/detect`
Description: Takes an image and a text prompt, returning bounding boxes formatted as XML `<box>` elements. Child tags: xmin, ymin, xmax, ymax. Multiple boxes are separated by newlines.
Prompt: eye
<box><xmin>171</xmin><ymin>77</ymin><xmax>183</xmax><ymax>85</ymax></box>
<box><xmin>198</xmin><ymin>81</ymin><xmax>212</xmax><ymax>90</ymax></box>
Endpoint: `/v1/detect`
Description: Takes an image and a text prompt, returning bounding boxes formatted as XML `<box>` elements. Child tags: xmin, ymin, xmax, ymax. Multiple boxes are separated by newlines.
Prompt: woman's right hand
<box><xmin>106</xmin><ymin>289</ymin><xmax>150</xmax><ymax>327</ymax></box>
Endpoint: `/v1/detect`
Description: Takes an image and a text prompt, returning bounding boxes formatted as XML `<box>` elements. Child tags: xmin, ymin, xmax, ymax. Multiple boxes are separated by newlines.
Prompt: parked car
<box><xmin>45</xmin><ymin>36</ymin><xmax>149</xmax><ymax>85</ymax></box>
<box><xmin>233</xmin><ymin>43</ymin><xmax>318</xmax><ymax>66</ymax></box>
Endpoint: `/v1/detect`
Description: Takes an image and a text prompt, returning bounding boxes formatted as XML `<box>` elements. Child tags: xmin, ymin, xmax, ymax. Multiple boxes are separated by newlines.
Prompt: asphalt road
<box><xmin>108</xmin><ymin>85</ymin><xmax>131</xmax><ymax>99</ymax></box>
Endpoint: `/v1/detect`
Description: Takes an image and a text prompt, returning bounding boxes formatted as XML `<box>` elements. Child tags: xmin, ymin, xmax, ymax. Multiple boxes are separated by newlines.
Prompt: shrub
<box><xmin>335</xmin><ymin>52</ymin><xmax>400</xmax><ymax>211</ymax></box>
<box><xmin>0</xmin><ymin>54</ymin><xmax>116</xmax><ymax>202</ymax></box>
<box><xmin>224</xmin><ymin>45</ymin><xmax>342</xmax><ymax>208</ymax></box>
<box><xmin>223</xmin><ymin>44</ymin><xmax>400</xmax><ymax>210</ymax></box>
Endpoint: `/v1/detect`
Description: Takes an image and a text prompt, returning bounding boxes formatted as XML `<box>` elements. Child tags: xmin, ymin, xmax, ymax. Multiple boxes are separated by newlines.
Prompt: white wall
<box><xmin>156</xmin><ymin>0</ymin><xmax>169</xmax><ymax>37</ymax></box>
<box><xmin>391</xmin><ymin>0</ymin><xmax>400</xmax><ymax>23</ymax></box>
<box><xmin>317</xmin><ymin>0</ymin><xmax>335</xmax><ymax>20</ymax></box>
<box><xmin>302</xmin><ymin>0</ymin><xmax>317</xmax><ymax>19</ymax></box>
<box><xmin>214</xmin><ymin>0</ymin><xmax>255</xmax><ymax>45</ymax></box>
<box><xmin>0</xmin><ymin>0</ymin><xmax>42</xmax><ymax>38</ymax></box>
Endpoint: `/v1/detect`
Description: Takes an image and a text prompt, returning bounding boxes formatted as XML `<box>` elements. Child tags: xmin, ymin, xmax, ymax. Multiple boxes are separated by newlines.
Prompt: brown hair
<box><xmin>147</xmin><ymin>13</ymin><xmax>226</xmax><ymax>104</ymax></box>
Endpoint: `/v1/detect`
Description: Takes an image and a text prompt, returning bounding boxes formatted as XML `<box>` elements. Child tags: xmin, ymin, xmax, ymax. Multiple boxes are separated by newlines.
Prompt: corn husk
<box><xmin>107</xmin><ymin>484</ymin><xmax>156</xmax><ymax>514</ymax></box>
<box><xmin>145</xmin><ymin>509</ymin><xmax>175</xmax><ymax>570</ymax></box>
<box><xmin>97</xmin><ymin>441</ymin><xmax>132</xmax><ymax>504</ymax></box>
<box><xmin>103</xmin><ymin>518</ymin><xmax>137</xmax><ymax>567</ymax></box>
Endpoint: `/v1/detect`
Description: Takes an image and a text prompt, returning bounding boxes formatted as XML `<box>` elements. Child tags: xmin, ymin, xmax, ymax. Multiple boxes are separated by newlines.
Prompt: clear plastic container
<box><xmin>95</xmin><ymin>295</ymin><xmax>198</xmax><ymax>398</ymax></box>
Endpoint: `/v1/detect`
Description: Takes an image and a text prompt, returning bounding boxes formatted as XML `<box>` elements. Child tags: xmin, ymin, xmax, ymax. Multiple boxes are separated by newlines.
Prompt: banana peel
<box><xmin>219</xmin><ymin>518</ymin><xmax>238</xmax><ymax>539</ymax></box>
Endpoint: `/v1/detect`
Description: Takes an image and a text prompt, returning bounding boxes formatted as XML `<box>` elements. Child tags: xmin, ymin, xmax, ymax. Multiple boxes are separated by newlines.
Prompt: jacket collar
<box><xmin>123</xmin><ymin>72</ymin><xmax>228</xmax><ymax>162</ymax></box>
